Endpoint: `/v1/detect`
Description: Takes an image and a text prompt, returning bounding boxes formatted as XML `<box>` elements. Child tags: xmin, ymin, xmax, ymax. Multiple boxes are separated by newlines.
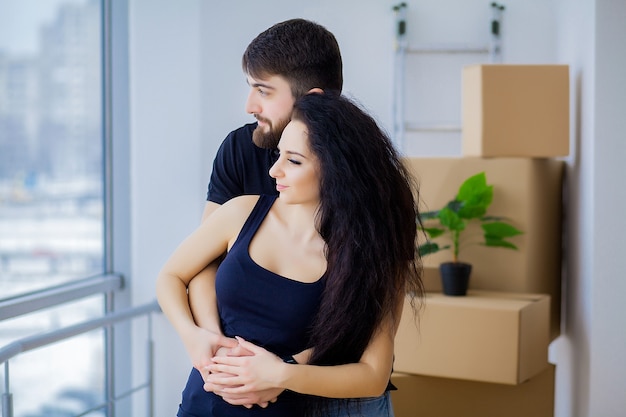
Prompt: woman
<box><xmin>156</xmin><ymin>92</ymin><xmax>424</xmax><ymax>416</ymax></box>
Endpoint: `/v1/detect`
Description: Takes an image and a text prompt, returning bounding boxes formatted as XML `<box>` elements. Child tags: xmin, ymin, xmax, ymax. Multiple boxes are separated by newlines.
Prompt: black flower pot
<box><xmin>439</xmin><ymin>262</ymin><xmax>472</xmax><ymax>296</ymax></box>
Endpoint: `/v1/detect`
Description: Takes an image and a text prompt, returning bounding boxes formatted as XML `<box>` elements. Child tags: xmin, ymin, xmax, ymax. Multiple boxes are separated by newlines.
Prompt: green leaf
<box><xmin>418</xmin><ymin>242</ymin><xmax>449</xmax><ymax>256</ymax></box>
<box><xmin>483</xmin><ymin>237</ymin><xmax>519</xmax><ymax>250</ymax></box>
<box><xmin>421</xmin><ymin>227</ymin><xmax>445</xmax><ymax>238</ymax></box>
<box><xmin>458</xmin><ymin>201</ymin><xmax>488</xmax><ymax>219</ymax></box>
<box><xmin>482</xmin><ymin>222</ymin><xmax>523</xmax><ymax>238</ymax></box>
<box><xmin>456</xmin><ymin>172</ymin><xmax>493</xmax><ymax>219</ymax></box>
<box><xmin>438</xmin><ymin>207</ymin><xmax>465</xmax><ymax>231</ymax></box>
<box><xmin>457</xmin><ymin>172</ymin><xmax>488</xmax><ymax>200</ymax></box>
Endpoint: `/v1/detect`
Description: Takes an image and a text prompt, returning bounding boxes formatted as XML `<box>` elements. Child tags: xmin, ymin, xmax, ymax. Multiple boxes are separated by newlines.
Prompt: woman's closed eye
<box><xmin>275</xmin><ymin>150</ymin><xmax>302</xmax><ymax>166</ymax></box>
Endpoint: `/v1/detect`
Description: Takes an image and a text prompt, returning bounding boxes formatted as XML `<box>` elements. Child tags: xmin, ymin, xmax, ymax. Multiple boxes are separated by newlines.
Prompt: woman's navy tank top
<box><xmin>178</xmin><ymin>194</ymin><xmax>325</xmax><ymax>417</ymax></box>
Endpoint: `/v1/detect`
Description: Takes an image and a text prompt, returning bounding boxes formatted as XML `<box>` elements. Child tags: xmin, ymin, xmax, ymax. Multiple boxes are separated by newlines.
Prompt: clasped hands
<box><xmin>201</xmin><ymin>335</ymin><xmax>286</xmax><ymax>409</ymax></box>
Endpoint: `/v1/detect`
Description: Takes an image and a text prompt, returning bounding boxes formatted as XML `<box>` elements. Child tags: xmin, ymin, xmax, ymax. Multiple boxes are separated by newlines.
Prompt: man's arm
<box><xmin>193</xmin><ymin>128</ymin><xmax>243</xmax><ymax>329</ymax></box>
<box><xmin>187</xmin><ymin>201</ymin><xmax>222</xmax><ymax>331</ymax></box>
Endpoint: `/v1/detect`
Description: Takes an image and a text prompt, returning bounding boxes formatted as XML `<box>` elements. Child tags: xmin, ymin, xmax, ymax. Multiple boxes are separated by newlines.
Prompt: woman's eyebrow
<box><xmin>285</xmin><ymin>150</ymin><xmax>308</xmax><ymax>159</ymax></box>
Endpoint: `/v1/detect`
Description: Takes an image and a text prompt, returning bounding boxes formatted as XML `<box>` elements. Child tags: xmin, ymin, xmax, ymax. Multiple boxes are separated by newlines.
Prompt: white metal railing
<box><xmin>391</xmin><ymin>2</ymin><xmax>506</xmax><ymax>149</ymax></box>
<box><xmin>0</xmin><ymin>274</ymin><xmax>124</xmax><ymax>321</ymax></box>
<box><xmin>0</xmin><ymin>275</ymin><xmax>160</xmax><ymax>417</ymax></box>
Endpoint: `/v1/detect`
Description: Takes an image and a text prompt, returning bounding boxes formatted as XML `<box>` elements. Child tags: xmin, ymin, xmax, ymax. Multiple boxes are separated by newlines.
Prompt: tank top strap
<box><xmin>231</xmin><ymin>194</ymin><xmax>277</xmax><ymax>250</ymax></box>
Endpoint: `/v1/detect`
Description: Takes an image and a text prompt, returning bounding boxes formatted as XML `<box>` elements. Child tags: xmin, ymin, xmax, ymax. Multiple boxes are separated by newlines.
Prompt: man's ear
<box><xmin>307</xmin><ymin>87</ymin><xmax>324</xmax><ymax>95</ymax></box>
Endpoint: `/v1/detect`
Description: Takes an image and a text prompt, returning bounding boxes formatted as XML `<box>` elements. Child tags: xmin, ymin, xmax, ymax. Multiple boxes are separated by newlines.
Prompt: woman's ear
<box><xmin>307</xmin><ymin>87</ymin><xmax>324</xmax><ymax>95</ymax></box>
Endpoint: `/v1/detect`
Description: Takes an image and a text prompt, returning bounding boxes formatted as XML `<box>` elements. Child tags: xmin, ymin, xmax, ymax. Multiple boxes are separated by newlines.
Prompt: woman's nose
<box><xmin>269</xmin><ymin>159</ymin><xmax>281</xmax><ymax>178</ymax></box>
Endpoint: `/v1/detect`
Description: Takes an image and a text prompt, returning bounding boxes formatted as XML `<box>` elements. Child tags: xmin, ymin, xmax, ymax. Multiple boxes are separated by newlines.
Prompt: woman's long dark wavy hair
<box><xmin>291</xmin><ymin>93</ymin><xmax>424</xmax><ymax>368</ymax></box>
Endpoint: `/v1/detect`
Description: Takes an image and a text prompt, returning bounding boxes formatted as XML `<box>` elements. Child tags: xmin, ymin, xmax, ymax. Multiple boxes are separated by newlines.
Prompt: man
<box><xmin>159</xmin><ymin>18</ymin><xmax>343</xmax><ymax>408</ymax></box>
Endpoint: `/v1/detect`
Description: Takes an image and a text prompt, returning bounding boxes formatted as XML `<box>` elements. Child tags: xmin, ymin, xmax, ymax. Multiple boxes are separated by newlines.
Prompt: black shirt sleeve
<box><xmin>207</xmin><ymin>129</ymin><xmax>244</xmax><ymax>205</ymax></box>
<box><xmin>206</xmin><ymin>123</ymin><xmax>278</xmax><ymax>205</ymax></box>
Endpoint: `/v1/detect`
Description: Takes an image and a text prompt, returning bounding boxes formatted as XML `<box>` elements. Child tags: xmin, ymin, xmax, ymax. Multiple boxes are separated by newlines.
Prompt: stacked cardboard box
<box><xmin>390</xmin><ymin>366</ymin><xmax>556</xmax><ymax>417</ymax></box>
<box><xmin>404</xmin><ymin>157</ymin><xmax>564</xmax><ymax>338</ymax></box>
<box><xmin>395</xmin><ymin>291</ymin><xmax>550</xmax><ymax>385</ymax></box>
<box><xmin>462</xmin><ymin>65</ymin><xmax>569</xmax><ymax>157</ymax></box>
<box><xmin>393</xmin><ymin>64</ymin><xmax>569</xmax><ymax>416</ymax></box>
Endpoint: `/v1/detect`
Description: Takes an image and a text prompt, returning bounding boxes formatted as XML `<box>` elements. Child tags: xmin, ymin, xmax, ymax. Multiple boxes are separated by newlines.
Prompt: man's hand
<box><xmin>212</xmin><ymin>387</ymin><xmax>282</xmax><ymax>408</ymax></box>
<box><xmin>182</xmin><ymin>327</ymin><xmax>238</xmax><ymax>375</ymax></box>
<box><xmin>203</xmin><ymin>339</ymin><xmax>283</xmax><ymax>408</ymax></box>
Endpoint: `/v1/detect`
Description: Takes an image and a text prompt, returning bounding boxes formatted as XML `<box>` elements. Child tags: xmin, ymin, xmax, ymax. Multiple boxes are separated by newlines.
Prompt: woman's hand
<box><xmin>204</xmin><ymin>340</ymin><xmax>283</xmax><ymax>407</ymax></box>
<box><xmin>205</xmin><ymin>336</ymin><xmax>287</xmax><ymax>394</ymax></box>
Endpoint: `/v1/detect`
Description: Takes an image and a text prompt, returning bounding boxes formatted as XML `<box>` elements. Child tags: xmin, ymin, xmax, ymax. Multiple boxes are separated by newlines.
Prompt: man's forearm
<box><xmin>156</xmin><ymin>272</ymin><xmax>199</xmax><ymax>338</ymax></box>
<box><xmin>188</xmin><ymin>260</ymin><xmax>222</xmax><ymax>333</ymax></box>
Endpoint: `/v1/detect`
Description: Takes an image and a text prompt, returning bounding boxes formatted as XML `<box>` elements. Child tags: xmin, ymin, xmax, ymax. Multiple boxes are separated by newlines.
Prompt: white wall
<box><xmin>550</xmin><ymin>1</ymin><xmax>626</xmax><ymax>416</ymax></box>
<box><xmin>197</xmin><ymin>0</ymin><xmax>399</xmax><ymax>169</ymax></box>
<box><xmin>128</xmin><ymin>0</ymin><xmax>205</xmax><ymax>412</ymax></box>
<box><xmin>197</xmin><ymin>0</ymin><xmax>562</xmax><ymax>162</ymax></box>
<box><xmin>552</xmin><ymin>0</ymin><xmax>596</xmax><ymax>415</ymax></box>
<box><xmin>126</xmin><ymin>1</ymin><xmax>626</xmax><ymax>415</ymax></box>
<box><xmin>589</xmin><ymin>0</ymin><xmax>626</xmax><ymax>415</ymax></box>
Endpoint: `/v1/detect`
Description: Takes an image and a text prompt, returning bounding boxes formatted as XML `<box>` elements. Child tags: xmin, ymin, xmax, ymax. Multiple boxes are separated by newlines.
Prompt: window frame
<box><xmin>0</xmin><ymin>0</ymin><xmax>135</xmax><ymax>414</ymax></box>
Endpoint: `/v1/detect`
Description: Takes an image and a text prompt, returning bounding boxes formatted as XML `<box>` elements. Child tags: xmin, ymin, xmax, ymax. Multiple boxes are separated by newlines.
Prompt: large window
<box><xmin>0</xmin><ymin>1</ymin><xmax>106</xmax><ymax>415</ymax></box>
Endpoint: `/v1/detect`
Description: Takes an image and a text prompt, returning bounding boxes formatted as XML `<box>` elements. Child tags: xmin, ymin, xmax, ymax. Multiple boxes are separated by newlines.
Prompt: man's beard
<box><xmin>252</xmin><ymin>116</ymin><xmax>290</xmax><ymax>149</ymax></box>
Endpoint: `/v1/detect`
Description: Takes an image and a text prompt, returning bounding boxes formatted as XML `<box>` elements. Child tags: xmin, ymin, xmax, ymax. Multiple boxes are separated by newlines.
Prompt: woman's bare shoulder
<box><xmin>221</xmin><ymin>195</ymin><xmax>261</xmax><ymax>214</ymax></box>
<box><xmin>209</xmin><ymin>195</ymin><xmax>261</xmax><ymax>226</ymax></box>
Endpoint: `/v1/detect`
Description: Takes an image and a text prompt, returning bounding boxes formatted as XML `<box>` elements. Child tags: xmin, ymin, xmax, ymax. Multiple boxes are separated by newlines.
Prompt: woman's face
<box><xmin>268</xmin><ymin>119</ymin><xmax>320</xmax><ymax>205</ymax></box>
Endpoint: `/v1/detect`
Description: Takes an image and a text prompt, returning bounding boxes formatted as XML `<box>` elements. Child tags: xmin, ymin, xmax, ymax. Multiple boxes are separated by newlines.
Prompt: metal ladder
<box><xmin>391</xmin><ymin>2</ymin><xmax>505</xmax><ymax>150</ymax></box>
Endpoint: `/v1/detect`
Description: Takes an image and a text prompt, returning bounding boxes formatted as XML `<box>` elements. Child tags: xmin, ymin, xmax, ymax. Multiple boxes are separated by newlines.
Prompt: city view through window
<box><xmin>1</xmin><ymin>1</ymin><xmax>106</xmax><ymax>415</ymax></box>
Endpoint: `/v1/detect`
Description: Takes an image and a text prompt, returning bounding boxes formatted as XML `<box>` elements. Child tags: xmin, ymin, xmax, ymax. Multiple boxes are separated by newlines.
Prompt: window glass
<box><xmin>3</xmin><ymin>296</ymin><xmax>105</xmax><ymax>416</ymax></box>
<box><xmin>0</xmin><ymin>0</ymin><xmax>104</xmax><ymax>299</ymax></box>
<box><xmin>0</xmin><ymin>1</ymin><xmax>106</xmax><ymax>415</ymax></box>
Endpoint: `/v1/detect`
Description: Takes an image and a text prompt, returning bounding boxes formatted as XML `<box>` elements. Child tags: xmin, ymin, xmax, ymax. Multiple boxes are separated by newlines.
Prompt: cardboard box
<box><xmin>405</xmin><ymin>157</ymin><xmax>563</xmax><ymax>339</ymax></box>
<box><xmin>394</xmin><ymin>291</ymin><xmax>550</xmax><ymax>385</ymax></box>
<box><xmin>390</xmin><ymin>365</ymin><xmax>555</xmax><ymax>417</ymax></box>
<box><xmin>462</xmin><ymin>64</ymin><xmax>569</xmax><ymax>157</ymax></box>
<box><xmin>421</xmin><ymin>266</ymin><xmax>441</xmax><ymax>292</ymax></box>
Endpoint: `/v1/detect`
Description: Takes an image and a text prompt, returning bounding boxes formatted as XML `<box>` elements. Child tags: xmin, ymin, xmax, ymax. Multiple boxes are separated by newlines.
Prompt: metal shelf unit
<box><xmin>391</xmin><ymin>2</ymin><xmax>505</xmax><ymax>150</ymax></box>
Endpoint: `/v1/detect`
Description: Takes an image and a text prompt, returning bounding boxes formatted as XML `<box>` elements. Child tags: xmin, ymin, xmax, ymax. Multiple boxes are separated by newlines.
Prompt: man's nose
<box><xmin>245</xmin><ymin>90</ymin><xmax>260</xmax><ymax>114</ymax></box>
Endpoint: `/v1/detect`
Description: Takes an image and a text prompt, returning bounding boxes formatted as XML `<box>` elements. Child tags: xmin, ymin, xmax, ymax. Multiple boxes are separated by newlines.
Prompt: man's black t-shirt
<box><xmin>206</xmin><ymin>122</ymin><xmax>279</xmax><ymax>204</ymax></box>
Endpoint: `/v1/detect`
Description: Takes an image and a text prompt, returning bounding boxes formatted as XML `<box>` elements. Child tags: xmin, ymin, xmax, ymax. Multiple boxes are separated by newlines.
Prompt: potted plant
<box><xmin>417</xmin><ymin>172</ymin><xmax>523</xmax><ymax>296</ymax></box>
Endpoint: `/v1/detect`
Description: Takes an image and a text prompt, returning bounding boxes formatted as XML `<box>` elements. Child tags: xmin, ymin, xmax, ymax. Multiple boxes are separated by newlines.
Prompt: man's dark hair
<box><xmin>242</xmin><ymin>19</ymin><xmax>343</xmax><ymax>98</ymax></box>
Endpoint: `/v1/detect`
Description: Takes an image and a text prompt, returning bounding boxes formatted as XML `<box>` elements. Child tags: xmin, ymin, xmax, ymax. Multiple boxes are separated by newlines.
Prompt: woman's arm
<box><xmin>156</xmin><ymin>196</ymin><xmax>258</xmax><ymax>370</ymax></box>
